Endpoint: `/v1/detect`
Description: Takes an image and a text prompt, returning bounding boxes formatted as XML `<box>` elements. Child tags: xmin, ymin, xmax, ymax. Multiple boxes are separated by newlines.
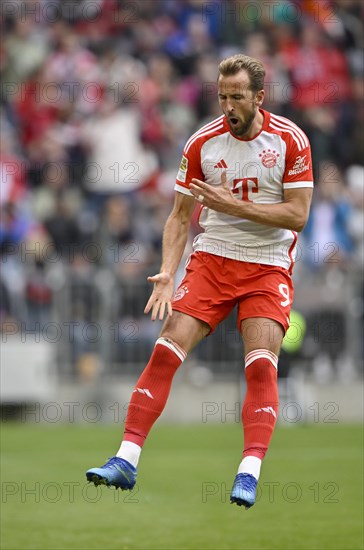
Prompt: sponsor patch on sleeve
<box><xmin>288</xmin><ymin>155</ymin><xmax>311</xmax><ymax>176</ymax></box>
<box><xmin>177</xmin><ymin>155</ymin><xmax>188</xmax><ymax>182</ymax></box>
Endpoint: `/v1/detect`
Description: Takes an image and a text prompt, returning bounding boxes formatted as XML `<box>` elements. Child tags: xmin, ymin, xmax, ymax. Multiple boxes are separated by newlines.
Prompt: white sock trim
<box><xmin>156</xmin><ymin>337</ymin><xmax>187</xmax><ymax>363</ymax></box>
<box><xmin>116</xmin><ymin>441</ymin><xmax>141</xmax><ymax>468</ymax></box>
<box><xmin>245</xmin><ymin>349</ymin><xmax>278</xmax><ymax>370</ymax></box>
<box><xmin>238</xmin><ymin>456</ymin><xmax>262</xmax><ymax>480</ymax></box>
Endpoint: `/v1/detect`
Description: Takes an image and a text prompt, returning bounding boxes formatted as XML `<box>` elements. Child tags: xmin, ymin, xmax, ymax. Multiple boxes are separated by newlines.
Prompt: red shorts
<box><xmin>172</xmin><ymin>252</ymin><xmax>293</xmax><ymax>333</ymax></box>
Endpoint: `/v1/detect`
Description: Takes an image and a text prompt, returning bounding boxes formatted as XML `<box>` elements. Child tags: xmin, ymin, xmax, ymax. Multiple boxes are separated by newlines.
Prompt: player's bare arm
<box><xmin>189</xmin><ymin>171</ymin><xmax>312</xmax><ymax>232</ymax></box>
<box><xmin>144</xmin><ymin>192</ymin><xmax>196</xmax><ymax>321</ymax></box>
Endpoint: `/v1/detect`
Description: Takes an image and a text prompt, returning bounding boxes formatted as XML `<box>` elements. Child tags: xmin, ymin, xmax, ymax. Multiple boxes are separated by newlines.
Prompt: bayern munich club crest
<box><xmin>259</xmin><ymin>149</ymin><xmax>280</xmax><ymax>168</ymax></box>
<box><xmin>173</xmin><ymin>285</ymin><xmax>189</xmax><ymax>302</ymax></box>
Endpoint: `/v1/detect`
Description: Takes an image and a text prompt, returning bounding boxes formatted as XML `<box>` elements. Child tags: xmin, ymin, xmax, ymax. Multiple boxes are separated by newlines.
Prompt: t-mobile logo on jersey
<box><xmin>232</xmin><ymin>177</ymin><xmax>259</xmax><ymax>202</ymax></box>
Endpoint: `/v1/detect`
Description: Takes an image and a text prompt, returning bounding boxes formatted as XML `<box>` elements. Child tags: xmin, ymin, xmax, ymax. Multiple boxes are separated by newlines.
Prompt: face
<box><xmin>218</xmin><ymin>70</ymin><xmax>264</xmax><ymax>137</ymax></box>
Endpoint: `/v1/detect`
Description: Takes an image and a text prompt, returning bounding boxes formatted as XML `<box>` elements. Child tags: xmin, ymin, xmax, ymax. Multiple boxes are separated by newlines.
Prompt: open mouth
<box><xmin>229</xmin><ymin>117</ymin><xmax>239</xmax><ymax>125</ymax></box>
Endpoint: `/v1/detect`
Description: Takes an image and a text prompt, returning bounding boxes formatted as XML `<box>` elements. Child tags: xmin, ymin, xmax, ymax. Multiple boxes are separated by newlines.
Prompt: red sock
<box><xmin>123</xmin><ymin>338</ymin><xmax>186</xmax><ymax>447</ymax></box>
<box><xmin>242</xmin><ymin>349</ymin><xmax>279</xmax><ymax>460</ymax></box>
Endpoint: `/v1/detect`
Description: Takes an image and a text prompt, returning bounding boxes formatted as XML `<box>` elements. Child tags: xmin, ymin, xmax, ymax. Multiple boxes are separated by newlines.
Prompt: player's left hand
<box><xmin>189</xmin><ymin>171</ymin><xmax>235</xmax><ymax>213</ymax></box>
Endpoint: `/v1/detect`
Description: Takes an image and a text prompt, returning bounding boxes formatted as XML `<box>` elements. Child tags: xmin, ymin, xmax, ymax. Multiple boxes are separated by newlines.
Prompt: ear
<box><xmin>256</xmin><ymin>89</ymin><xmax>265</xmax><ymax>107</ymax></box>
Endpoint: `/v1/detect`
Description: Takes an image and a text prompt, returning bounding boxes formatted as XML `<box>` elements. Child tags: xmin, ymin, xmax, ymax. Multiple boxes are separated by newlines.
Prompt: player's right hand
<box><xmin>144</xmin><ymin>272</ymin><xmax>174</xmax><ymax>321</ymax></box>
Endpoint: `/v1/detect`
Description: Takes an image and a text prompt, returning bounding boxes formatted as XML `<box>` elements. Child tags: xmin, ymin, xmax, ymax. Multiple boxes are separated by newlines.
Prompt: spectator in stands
<box><xmin>81</xmin><ymin>95</ymin><xmax>158</xmax><ymax>206</ymax></box>
<box><xmin>303</xmin><ymin>162</ymin><xmax>355</xmax><ymax>270</ymax></box>
<box><xmin>1</xmin><ymin>0</ymin><xmax>363</xmax><ymax>378</ymax></box>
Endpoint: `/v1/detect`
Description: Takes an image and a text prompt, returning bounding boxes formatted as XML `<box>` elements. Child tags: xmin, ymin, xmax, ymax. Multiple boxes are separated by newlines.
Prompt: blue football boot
<box><xmin>230</xmin><ymin>473</ymin><xmax>258</xmax><ymax>509</ymax></box>
<box><xmin>86</xmin><ymin>457</ymin><xmax>137</xmax><ymax>490</ymax></box>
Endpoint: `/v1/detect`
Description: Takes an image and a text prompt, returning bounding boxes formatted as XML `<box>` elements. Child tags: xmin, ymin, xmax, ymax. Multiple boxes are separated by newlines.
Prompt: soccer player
<box><xmin>86</xmin><ymin>54</ymin><xmax>313</xmax><ymax>509</ymax></box>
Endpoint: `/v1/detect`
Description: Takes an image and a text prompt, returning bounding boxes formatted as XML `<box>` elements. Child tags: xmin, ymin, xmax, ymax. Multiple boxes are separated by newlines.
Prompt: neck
<box><xmin>245</xmin><ymin>109</ymin><xmax>264</xmax><ymax>139</ymax></box>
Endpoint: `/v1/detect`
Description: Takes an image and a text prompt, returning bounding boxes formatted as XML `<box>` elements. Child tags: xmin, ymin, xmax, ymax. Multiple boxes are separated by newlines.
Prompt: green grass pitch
<box><xmin>1</xmin><ymin>422</ymin><xmax>363</xmax><ymax>549</ymax></box>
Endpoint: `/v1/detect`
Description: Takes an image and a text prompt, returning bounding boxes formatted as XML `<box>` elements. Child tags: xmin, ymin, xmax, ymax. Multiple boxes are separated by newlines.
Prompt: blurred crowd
<box><xmin>0</xmin><ymin>0</ymin><xmax>363</xmax><ymax>376</ymax></box>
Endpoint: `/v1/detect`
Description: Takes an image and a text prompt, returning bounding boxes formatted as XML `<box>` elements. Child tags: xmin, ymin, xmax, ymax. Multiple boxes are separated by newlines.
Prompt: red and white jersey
<box><xmin>175</xmin><ymin>109</ymin><xmax>313</xmax><ymax>272</ymax></box>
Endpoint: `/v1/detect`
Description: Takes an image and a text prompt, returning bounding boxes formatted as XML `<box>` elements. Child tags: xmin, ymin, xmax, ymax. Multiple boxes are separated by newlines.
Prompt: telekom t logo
<box><xmin>232</xmin><ymin>177</ymin><xmax>259</xmax><ymax>202</ymax></box>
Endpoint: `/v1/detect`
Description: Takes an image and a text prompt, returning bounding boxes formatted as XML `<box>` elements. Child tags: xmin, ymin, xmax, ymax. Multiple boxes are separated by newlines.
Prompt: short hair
<box><xmin>218</xmin><ymin>54</ymin><xmax>265</xmax><ymax>92</ymax></box>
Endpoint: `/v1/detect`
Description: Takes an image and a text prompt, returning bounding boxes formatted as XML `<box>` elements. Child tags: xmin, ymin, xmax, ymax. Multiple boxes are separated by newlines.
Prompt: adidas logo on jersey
<box><xmin>255</xmin><ymin>406</ymin><xmax>277</xmax><ymax>418</ymax></box>
<box><xmin>133</xmin><ymin>388</ymin><xmax>154</xmax><ymax>399</ymax></box>
<box><xmin>214</xmin><ymin>159</ymin><xmax>227</xmax><ymax>168</ymax></box>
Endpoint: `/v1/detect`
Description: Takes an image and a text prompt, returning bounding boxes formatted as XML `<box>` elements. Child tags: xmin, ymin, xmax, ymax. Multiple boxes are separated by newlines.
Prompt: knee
<box><xmin>160</xmin><ymin>312</ymin><xmax>209</xmax><ymax>352</ymax></box>
<box><xmin>159</xmin><ymin>332</ymin><xmax>189</xmax><ymax>354</ymax></box>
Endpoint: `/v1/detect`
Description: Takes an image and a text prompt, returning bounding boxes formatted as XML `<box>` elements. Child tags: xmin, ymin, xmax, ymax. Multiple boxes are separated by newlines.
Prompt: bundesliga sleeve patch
<box><xmin>177</xmin><ymin>155</ymin><xmax>188</xmax><ymax>182</ymax></box>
